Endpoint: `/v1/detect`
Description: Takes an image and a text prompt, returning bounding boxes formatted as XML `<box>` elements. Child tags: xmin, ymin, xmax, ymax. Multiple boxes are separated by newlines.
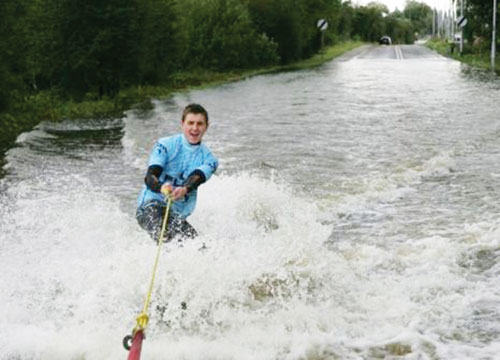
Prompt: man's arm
<box><xmin>184</xmin><ymin>169</ymin><xmax>206</xmax><ymax>192</ymax></box>
<box><xmin>166</xmin><ymin>170</ymin><xmax>205</xmax><ymax>200</ymax></box>
<box><xmin>196</xmin><ymin>152</ymin><xmax>219</xmax><ymax>182</ymax></box>
<box><xmin>144</xmin><ymin>165</ymin><xmax>163</xmax><ymax>192</ymax></box>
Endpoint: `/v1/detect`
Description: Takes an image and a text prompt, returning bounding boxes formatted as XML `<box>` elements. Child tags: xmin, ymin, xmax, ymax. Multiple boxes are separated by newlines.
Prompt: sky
<box><xmin>354</xmin><ymin>0</ymin><xmax>451</xmax><ymax>12</ymax></box>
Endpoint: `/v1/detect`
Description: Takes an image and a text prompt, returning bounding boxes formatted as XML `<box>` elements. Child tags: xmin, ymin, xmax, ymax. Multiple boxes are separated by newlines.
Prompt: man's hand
<box><xmin>170</xmin><ymin>186</ymin><xmax>188</xmax><ymax>201</ymax></box>
<box><xmin>161</xmin><ymin>183</ymin><xmax>187</xmax><ymax>200</ymax></box>
<box><xmin>161</xmin><ymin>183</ymin><xmax>173</xmax><ymax>196</ymax></box>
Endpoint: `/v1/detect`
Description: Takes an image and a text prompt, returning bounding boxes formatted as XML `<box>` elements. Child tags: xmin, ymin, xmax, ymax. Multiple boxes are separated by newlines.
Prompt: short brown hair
<box><xmin>182</xmin><ymin>103</ymin><xmax>208</xmax><ymax>124</ymax></box>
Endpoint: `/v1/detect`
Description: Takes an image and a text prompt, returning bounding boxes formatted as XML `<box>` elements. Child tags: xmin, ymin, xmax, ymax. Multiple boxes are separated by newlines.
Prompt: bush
<box><xmin>247</xmin><ymin>0</ymin><xmax>321</xmax><ymax>64</ymax></box>
<box><xmin>180</xmin><ymin>0</ymin><xmax>279</xmax><ymax>70</ymax></box>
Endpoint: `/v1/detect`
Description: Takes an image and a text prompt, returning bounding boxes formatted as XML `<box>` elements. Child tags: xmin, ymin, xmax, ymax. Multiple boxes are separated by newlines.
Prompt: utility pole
<box><xmin>493</xmin><ymin>0</ymin><xmax>497</xmax><ymax>70</ymax></box>
<box><xmin>433</xmin><ymin>8</ymin><xmax>436</xmax><ymax>37</ymax></box>
<box><xmin>455</xmin><ymin>0</ymin><xmax>459</xmax><ymax>32</ymax></box>
<box><xmin>439</xmin><ymin>9</ymin><xmax>443</xmax><ymax>38</ymax></box>
<box><xmin>460</xmin><ymin>0</ymin><xmax>464</xmax><ymax>54</ymax></box>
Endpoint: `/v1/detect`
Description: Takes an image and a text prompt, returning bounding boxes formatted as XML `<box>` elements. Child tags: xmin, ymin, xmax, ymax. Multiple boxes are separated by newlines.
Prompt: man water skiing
<box><xmin>136</xmin><ymin>103</ymin><xmax>218</xmax><ymax>242</ymax></box>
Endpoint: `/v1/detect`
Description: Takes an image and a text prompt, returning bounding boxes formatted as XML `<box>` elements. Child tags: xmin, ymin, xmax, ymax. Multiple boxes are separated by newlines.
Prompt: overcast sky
<box><xmin>353</xmin><ymin>0</ymin><xmax>452</xmax><ymax>12</ymax></box>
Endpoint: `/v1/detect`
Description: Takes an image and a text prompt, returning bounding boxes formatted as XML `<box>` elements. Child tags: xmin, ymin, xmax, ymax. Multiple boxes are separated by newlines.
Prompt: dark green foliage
<box><xmin>246</xmin><ymin>0</ymin><xmax>342</xmax><ymax>64</ymax></box>
<box><xmin>385</xmin><ymin>13</ymin><xmax>414</xmax><ymax>44</ymax></box>
<box><xmin>246</xmin><ymin>0</ymin><xmax>303</xmax><ymax>63</ymax></box>
<box><xmin>402</xmin><ymin>1</ymin><xmax>432</xmax><ymax>38</ymax></box>
<box><xmin>180</xmin><ymin>0</ymin><xmax>278</xmax><ymax>70</ymax></box>
<box><xmin>352</xmin><ymin>4</ymin><xmax>387</xmax><ymax>42</ymax></box>
<box><xmin>0</xmin><ymin>0</ymin><xmax>29</xmax><ymax>112</ymax></box>
<box><xmin>465</xmin><ymin>0</ymin><xmax>494</xmax><ymax>40</ymax></box>
<box><xmin>134</xmin><ymin>0</ymin><xmax>185</xmax><ymax>84</ymax></box>
<box><xmin>348</xmin><ymin>1</ymin><xmax>432</xmax><ymax>45</ymax></box>
<box><xmin>52</xmin><ymin>0</ymin><xmax>138</xmax><ymax>97</ymax></box>
<box><xmin>462</xmin><ymin>0</ymin><xmax>498</xmax><ymax>54</ymax></box>
<box><xmin>338</xmin><ymin>1</ymin><xmax>355</xmax><ymax>41</ymax></box>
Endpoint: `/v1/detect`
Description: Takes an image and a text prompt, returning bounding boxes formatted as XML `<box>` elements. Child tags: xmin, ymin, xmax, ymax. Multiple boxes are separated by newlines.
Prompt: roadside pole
<box><xmin>492</xmin><ymin>0</ymin><xmax>498</xmax><ymax>71</ymax></box>
<box><xmin>317</xmin><ymin>19</ymin><xmax>328</xmax><ymax>50</ymax></box>
<box><xmin>460</xmin><ymin>0</ymin><xmax>464</xmax><ymax>54</ymax></box>
<box><xmin>432</xmin><ymin>8</ymin><xmax>435</xmax><ymax>37</ymax></box>
<box><xmin>456</xmin><ymin>4</ymin><xmax>468</xmax><ymax>55</ymax></box>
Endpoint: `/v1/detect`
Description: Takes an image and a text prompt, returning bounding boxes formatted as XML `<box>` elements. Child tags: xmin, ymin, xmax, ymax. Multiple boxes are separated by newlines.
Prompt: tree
<box><xmin>403</xmin><ymin>0</ymin><xmax>432</xmax><ymax>37</ymax></box>
<box><xmin>385</xmin><ymin>11</ymin><xmax>414</xmax><ymax>44</ymax></box>
<box><xmin>352</xmin><ymin>4</ymin><xmax>386</xmax><ymax>42</ymax></box>
<box><xmin>0</xmin><ymin>0</ymin><xmax>29</xmax><ymax>112</ymax></box>
<box><xmin>367</xmin><ymin>1</ymin><xmax>389</xmax><ymax>16</ymax></box>
<box><xmin>338</xmin><ymin>1</ymin><xmax>355</xmax><ymax>41</ymax></box>
<box><xmin>464</xmin><ymin>0</ymin><xmax>498</xmax><ymax>53</ymax></box>
<box><xmin>246</xmin><ymin>0</ymin><xmax>341</xmax><ymax>64</ymax></box>
<box><xmin>180</xmin><ymin>0</ymin><xmax>278</xmax><ymax>70</ymax></box>
<box><xmin>134</xmin><ymin>0</ymin><xmax>185</xmax><ymax>84</ymax></box>
<box><xmin>38</xmin><ymin>0</ymin><xmax>140</xmax><ymax>98</ymax></box>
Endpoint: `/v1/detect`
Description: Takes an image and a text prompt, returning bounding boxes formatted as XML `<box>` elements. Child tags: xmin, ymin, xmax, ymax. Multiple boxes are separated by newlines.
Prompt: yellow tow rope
<box><xmin>133</xmin><ymin>195</ymin><xmax>172</xmax><ymax>334</ymax></box>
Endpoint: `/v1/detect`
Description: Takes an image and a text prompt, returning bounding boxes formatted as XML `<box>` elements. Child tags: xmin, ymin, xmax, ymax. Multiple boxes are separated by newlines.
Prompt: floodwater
<box><xmin>1</xmin><ymin>45</ymin><xmax>500</xmax><ymax>359</ymax></box>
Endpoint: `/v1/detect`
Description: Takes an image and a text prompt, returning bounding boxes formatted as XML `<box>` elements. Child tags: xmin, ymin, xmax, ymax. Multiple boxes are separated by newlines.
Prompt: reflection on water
<box><xmin>1</xmin><ymin>45</ymin><xmax>500</xmax><ymax>359</ymax></box>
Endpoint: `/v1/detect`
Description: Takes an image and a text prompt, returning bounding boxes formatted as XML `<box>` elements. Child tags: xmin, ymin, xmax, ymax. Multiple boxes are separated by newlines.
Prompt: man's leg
<box><xmin>136</xmin><ymin>201</ymin><xmax>164</xmax><ymax>242</ymax></box>
<box><xmin>137</xmin><ymin>201</ymin><xmax>198</xmax><ymax>242</ymax></box>
<box><xmin>167</xmin><ymin>213</ymin><xmax>198</xmax><ymax>241</ymax></box>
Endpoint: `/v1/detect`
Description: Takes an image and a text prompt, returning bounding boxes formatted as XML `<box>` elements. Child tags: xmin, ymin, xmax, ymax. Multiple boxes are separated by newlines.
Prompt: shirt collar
<box><xmin>181</xmin><ymin>133</ymin><xmax>201</xmax><ymax>148</ymax></box>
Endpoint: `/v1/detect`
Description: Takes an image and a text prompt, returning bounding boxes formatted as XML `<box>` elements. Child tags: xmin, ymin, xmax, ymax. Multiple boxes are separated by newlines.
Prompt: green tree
<box><xmin>403</xmin><ymin>0</ymin><xmax>432</xmax><ymax>38</ymax></box>
<box><xmin>247</xmin><ymin>0</ymin><xmax>340</xmax><ymax>64</ymax></box>
<box><xmin>134</xmin><ymin>0</ymin><xmax>185</xmax><ymax>84</ymax></box>
<box><xmin>464</xmin><ymin>0</ymin><xmax>498</xmax><ymax>52</ymax></box>
<box><xmin>386</xmin><ymin>11</ymin><xmax>414</xmax><ymax>44</ymax></box>
<box><xmin>304</xmin><ymin>0</ymin><xmax>343</xmax><ymax>51</ymax></box>
<box><xmin>338</xmin><ymin>1</ymin><xmax>355</xmax><ymax>41</ymax></box>
<box><xmin>0</xmin><ymin>0</ymin><xmax>29</xmax><ymax>112</ymax></box>
<box><xmin>352</xmin><ymin>4</ymin><xmax>386</xmax><ymax>42</ymax></box>
<box><xmin>367</xmin><ymin>1</ymin><xmax>389</xmax><ymax>15</ymax></box>
<box><xmin>23</xmin><ymin>0</ymin><xmax>64</xmax><ymax>91</ymax></box>
<box><xmin>41</xmin><ymin>0</ymin><xmax>140</xmax><ymax>98</ymax></box>
<box><xmin>180</xmin><ymin>0</ymin><xmax>278</xmax><ymax>70</ymax></box>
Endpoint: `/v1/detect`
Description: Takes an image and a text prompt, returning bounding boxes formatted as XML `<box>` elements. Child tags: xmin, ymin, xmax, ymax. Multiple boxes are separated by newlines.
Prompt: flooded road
<box><xmin>1</xmin><ymin>44</ymin><xmax>500</xmax><ymax>359</ymax></box>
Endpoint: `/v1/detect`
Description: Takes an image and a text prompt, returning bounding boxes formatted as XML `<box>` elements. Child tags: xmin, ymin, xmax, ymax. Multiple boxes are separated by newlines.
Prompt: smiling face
<box><xmin>181</xmin><ymin>112</ymin><xmax>208</xmax><ymax>144</ymax></box>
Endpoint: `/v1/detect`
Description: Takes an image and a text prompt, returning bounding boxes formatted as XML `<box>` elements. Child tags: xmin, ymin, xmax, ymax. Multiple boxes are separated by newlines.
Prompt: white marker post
<box><xmin>317</xmin><ymin>19</ymin><xmax>328</xmax><ymax>49</ymax></box>
<box><xmin>456</xmin><ymin>15</ymin><xmax>467</xmax><ymax>55</ymax></box>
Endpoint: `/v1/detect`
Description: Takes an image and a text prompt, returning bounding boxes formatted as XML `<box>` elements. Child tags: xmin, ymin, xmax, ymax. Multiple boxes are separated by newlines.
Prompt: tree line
<box><xmin>0</xmin><ymin>0</ymin><xmax>433</xmax><ymax>150</ymax></box>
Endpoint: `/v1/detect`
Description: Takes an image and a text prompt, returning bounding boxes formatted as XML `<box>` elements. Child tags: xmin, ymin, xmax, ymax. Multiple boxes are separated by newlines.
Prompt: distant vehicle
<box><xmin>379</xmin><ymin>36</ymin><xmax>392</xmax><ymax>45</ymax></box>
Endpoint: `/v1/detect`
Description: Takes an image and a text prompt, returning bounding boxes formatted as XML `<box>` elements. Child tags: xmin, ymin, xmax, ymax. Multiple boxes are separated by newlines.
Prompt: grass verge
<box><xmin>425</xmin><ymin>37</ymin><xmax>500</xmax><ymax>73</ymax></box>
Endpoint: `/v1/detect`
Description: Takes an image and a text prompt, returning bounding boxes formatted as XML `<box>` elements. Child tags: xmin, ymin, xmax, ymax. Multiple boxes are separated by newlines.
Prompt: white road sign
<box><xmin>317</xmin><ymin>19</ymin><xmax>328</xmax><ymax>31</ymax></box>
<box><xmin>457</xmin><ymin>16</ymin><xmax>468</xmax><ymax>28</ymax></box>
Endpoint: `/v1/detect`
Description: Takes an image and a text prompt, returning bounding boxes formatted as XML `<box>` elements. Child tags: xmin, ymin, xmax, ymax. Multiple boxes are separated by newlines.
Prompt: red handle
<box><xmin>127</xmin><ymin>330</ymin><xmax>145</xmax><ymax>360</ymax></box>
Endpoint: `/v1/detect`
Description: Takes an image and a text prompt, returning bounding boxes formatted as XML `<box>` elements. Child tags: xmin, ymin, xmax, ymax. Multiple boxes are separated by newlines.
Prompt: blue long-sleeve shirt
<box><xmin>137</xmin><ymin>133</ymin><xmax>218</xmax><ymax>218</ymax></box>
